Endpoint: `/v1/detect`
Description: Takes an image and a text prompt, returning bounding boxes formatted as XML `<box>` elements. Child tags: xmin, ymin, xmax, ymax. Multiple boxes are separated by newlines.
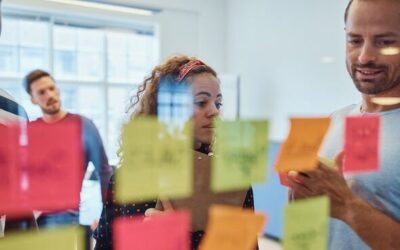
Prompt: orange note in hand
<box><xmin>275</xmin><ymin>117</ymin><xmax>331</xmax><ymax>173</ymax></box>
<box><xmin>199</xmin><ymin>205</ymin><xmax>266</xmax><ymax>250</ymax></box>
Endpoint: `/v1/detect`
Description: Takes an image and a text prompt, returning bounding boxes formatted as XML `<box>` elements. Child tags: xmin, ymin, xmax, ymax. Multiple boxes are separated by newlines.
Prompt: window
<box><xmin>0</xmin><ymin>13</ymin><xmax>159</xmax><ymax>165</ymax></box>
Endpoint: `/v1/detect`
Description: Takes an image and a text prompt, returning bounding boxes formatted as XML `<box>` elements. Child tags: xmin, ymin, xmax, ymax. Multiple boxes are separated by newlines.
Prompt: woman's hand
<box><xmin>144</xmin><ymin>199</ymin><xmax>174</xmax><ymax>220</ymax></box>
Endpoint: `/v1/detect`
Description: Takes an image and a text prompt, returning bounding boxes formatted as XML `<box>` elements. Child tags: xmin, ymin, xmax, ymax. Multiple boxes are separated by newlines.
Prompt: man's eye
<box><xmin>377</xmin><ymin>40</ymin><xmax>396</xmax><ymax>47</ymax></box>
<box><xmin>216</xmin><ymin>103</ymin><xmax>223</xmax><ymax>109</ymax></box>
<box><xmin>348</xmin><ymin>39</ymin><xmax>362</xmax><ymax>46</ymax></box>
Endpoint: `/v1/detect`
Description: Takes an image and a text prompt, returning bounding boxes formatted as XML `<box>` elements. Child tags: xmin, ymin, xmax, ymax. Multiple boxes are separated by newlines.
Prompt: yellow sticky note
<box><xmin>318</xmin><ymin>157</ymin><xmax>334</xmax><ymax>168</ymax></box>
<box><xmin>116</xmin><ymin>118</ymin><xmax>193</xmax><ymax>203</ymax></box>
<box><xmin>200</xmin><ymin>205</ymin><xmax>266</xmax><ymax>250</ymax></box>
<box><xmin>212</xmin><ymin>120</ymin><xmax>269</xmax><ymax>192</ymax></box>
<box><xmin>157</xmin><ymin>124</ymin><xmax>193</xmax><ymax>198</ymax></box>
<box><xmin>283</xmin><ymin>196</ymin><xmax>330</xmax><ymax>250</ymax></box>
<box><xmin>275</xmin><ymin>117</ymin><xmax>331</xmax><ymax>173</ymax></box>
<box><xmin>0</xmin><ymin>226</ymin><xmax>84</xmax><ymax>250</ymax></box>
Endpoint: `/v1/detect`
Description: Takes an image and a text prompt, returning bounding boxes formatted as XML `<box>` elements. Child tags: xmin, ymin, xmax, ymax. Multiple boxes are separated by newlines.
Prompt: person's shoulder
<box><xmin>30</xmin><ymin>117</ymin><xmax>44</xmax><ymax>124</ymax></box>
<box><xmin>69</xmin><ymin>113</ymin><xmax>93</xmax><ymax>123</ymax></box>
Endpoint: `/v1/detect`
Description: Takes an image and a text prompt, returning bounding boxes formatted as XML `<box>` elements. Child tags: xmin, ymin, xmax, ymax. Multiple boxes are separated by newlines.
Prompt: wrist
<box><xmin>338</xmin><ymin>194</ymin><xmax>362</xmax><ymax>225</ymax></box>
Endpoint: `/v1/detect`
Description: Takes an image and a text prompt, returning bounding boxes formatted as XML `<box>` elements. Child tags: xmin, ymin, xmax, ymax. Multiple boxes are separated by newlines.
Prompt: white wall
<box><xmin>225</xmin><ymin>0</ymin><xmax>360</xmax><ymax>140</ymax></box>
<box><xmin>4</xmin><ymin>0</ymin><xmax>227</xmax><ymax>73</ymax></box>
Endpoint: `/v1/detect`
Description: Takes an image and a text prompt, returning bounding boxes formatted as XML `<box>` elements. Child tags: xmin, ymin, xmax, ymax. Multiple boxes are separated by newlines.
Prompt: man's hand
<box><xmin>287</xmin><ymin>152</ymin><xmax>356</xmax><ymax>219</ymax></box>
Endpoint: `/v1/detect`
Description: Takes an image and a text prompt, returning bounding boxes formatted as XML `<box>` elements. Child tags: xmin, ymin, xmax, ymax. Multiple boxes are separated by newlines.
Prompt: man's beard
<box><xmin>41</xmin><ymin>106</ymin><xmax>60</xmax><ymax>115</ymax></box>
<box><xmin>41</xmin><ymin>98</ymin><xmax>61</xmax><ymax>115</ymax></box>
<box><xmin>350</xmin><ymin>62</ymin><xmax>400</xmax><ymax>95</ymax></box>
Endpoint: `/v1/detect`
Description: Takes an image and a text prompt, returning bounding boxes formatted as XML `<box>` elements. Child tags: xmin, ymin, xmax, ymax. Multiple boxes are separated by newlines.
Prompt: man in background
<box><xmin>22</xmin><ymin>69</ymin><xmax>113</xmax><ymax>228</ymax></box>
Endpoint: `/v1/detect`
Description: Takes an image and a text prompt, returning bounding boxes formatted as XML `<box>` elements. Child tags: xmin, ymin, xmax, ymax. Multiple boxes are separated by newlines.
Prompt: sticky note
<box><xmin>116</xmin><ymin>118</ymin><xmax>192</xmax><ymax>203</ymax></box>
<box><xmin>283</xmin><ymin>196</ymin><xmax>329</xmax><ymax>250</ymax></box>
<box><xmin>113</xmin><ymin>210</ymin><xmax>190</xmax><ymax>250</ymax></box>
<box><xmin>0</xmin><ymin>124</ymin><xmax>20</xmax><ymax>216</ymax></box>
<box><xmin>25</xmin><ymin>120</ymin><xmax>84</xmax><ymax>212</ymax></box>
<box><xmin>279</xmin><ymin>172</ymin><xmax>289</xmax><ymax>186</ymax></box>
<box><xmin>200</xmin><ymin>205</ymin><xmax>266</xmax><ymax>250</ymax></box>
<box><xmin>0</xmin><ymin>226</ymin><xmax>84</xmax><ymax>250</ymax></box>
<box><xmin>212</xmin><ymin>120</ymin><xmax>269</xmax><ymax>192</ymax></box>
<box><xmin>275</xmin><ymin>117</ymin><xmax>331</xmax><ymax>173</ymax></box>
<box><xmin>318</xmin><ymin>157</ymin><xmax>335</xmax><ymax>168</ymax></box>
<box><xmin>344</xmin><ymin>116</ymin><xmax>380</xmax><ymax>174</ymax></box>
<box><xmin>1</xmin><ymin>121</ymin><xmax>83</xmax><ymax>217</ymax></box>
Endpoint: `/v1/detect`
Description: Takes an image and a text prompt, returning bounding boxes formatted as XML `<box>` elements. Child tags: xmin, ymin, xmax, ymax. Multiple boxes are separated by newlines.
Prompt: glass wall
<box><xmin>0</xmin><ymin>13</ymin><xmax>159</xmax><ymax>165</ymax></box>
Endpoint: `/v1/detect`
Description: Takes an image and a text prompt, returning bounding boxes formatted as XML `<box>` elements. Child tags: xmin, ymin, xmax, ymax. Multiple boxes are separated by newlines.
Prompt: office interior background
<box><xmin>0</xmin><ymin>0</ymin><xmax>361</xmax><ymax>249</ymax></box>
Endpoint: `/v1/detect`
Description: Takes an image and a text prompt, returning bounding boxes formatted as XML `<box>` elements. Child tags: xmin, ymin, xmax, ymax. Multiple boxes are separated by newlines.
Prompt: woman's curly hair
<box><xmin>127</xmin><ymin>55</ymin><xmax>217</xmax><ymax>119</ymax></box>
<box><xmin>117</xmin><ymin>55</ymin><xmax>217</xmax><ymax>163</ymax></box>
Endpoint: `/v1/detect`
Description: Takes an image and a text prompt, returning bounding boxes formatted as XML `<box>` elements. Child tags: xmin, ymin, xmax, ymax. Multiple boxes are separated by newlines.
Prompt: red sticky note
<box><xmin>113</xmin><ymin>211</ymin><xmax>190</xmax><ymax>250</ymax></box>
<box><xmin>0</xmin><ymin>124</ymin><xmax>21</xmax><ymax>215</ymax></box>
<box><xmin>278</xmin><ymin>172</ymin><xmax>289</xmax><ymax>186</ymax></box>
<box><xmin>24</xmin><ymin>120</ymin><xmax>84</xmax><ymax>212</ymax></box>
<box><xmin>344</xmin><ymin>116</ymin><xmax>380</xmax><ymax>174</ymax></box>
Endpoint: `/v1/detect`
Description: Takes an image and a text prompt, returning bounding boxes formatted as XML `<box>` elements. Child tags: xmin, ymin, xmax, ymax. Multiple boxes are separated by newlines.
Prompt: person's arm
<box><xmin>288</xmin><ymin>162</ymin><xmax>400</xmax><ymax>249</ymax></box>
<box><xmin>83</xmin><ymin>118</ymin><xmax>113</xmax><ymax>202</ymax></box>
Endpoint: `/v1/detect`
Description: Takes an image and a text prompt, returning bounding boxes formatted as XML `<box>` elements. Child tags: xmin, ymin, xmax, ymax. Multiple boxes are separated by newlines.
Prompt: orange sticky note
<box><xmin>200</xmin><ymin>205</ymin><xmax>266</xmax><ymax>250</ymax></box>
<box><xmin>113</xmin><ymin>211</ymin><xmax>190</xmax><ymax>250</ymax></box>
<box><xmin>275</xmin><ymin>118</ymin><xmax>331</xmax><ymax>173</ymax></box>
<box><xmin>344</xmin><ymin>116</ymin><xmax>380</xmax><ymax>174</ymax></box>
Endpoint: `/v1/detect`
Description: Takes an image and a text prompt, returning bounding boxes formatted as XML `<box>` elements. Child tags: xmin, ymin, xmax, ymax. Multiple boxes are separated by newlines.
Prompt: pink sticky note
<box><xmin>0</xmin><ymin>124</ymin><xmax>21</xmax><ymax>216</ymax></box>
<box><xmin>24</xmin><ymin>120</ymin><xmax>84</xmax><ymax>212</ymax></box>
<box><xmin>278</xmin><ymin>172</ymin><xmax>289</xmax><ymax>186</ymax></box>
<box><xmin>113</xmin><ymin>211</ymin><xmax>190</xmax><ymax>250</ymax></box>
<box><xmin>344</xmin><ymin>116</ymin><xmax>380</xmax><ymax>174</ymax></box>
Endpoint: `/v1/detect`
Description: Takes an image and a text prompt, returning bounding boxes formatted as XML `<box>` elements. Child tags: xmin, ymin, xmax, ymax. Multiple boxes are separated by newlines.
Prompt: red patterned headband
<box><xmin>176</xmin><ymin>60</ymin><xmax>205</xmax><ymax>82</ymax></box>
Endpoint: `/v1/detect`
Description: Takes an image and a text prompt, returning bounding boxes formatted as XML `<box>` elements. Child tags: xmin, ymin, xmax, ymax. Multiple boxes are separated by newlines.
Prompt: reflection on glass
<box><xmin>157</xmin><ymin>77</ymin><xmax>192</xmax><ymax>130</ymax></box>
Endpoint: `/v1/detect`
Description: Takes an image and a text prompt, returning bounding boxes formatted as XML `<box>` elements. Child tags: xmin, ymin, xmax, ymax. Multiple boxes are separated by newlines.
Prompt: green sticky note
<box><xmin>116</xmin><ymin>118</ymin><xmax>192</xmax><ymax>203</ymax></box>
<box><xmin>212</xmin><ymin>120</ymin><xmax>269</xmax><ymax>192</ymax></box>
<box><xmin>283</xmin><ymin>196</ymin><xmax>330</xmax><ymax>250</ymax></box>
<box><xmin>157</xmin><ymin>123</ymin><xmax>193</xmax><ymax>199</ymax></box>
<box><xmin>0</xmin><ymin>226</ymin><xmax>84</xmax><ymax>250</ymax></box>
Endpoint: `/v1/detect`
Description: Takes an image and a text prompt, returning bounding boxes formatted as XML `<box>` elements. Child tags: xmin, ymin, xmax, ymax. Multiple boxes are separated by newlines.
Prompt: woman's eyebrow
<box><xmin>195</xmin><ymin>91</ymin><xmax>211</xmax><ymax>97</ymax></box>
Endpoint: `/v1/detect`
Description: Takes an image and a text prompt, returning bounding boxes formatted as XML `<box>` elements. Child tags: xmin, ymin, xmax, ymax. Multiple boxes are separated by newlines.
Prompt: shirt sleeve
<box><xmin>82</xmin><ymin>117</ymin><xmax>113</xmax><ymax>202</ymax></box>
